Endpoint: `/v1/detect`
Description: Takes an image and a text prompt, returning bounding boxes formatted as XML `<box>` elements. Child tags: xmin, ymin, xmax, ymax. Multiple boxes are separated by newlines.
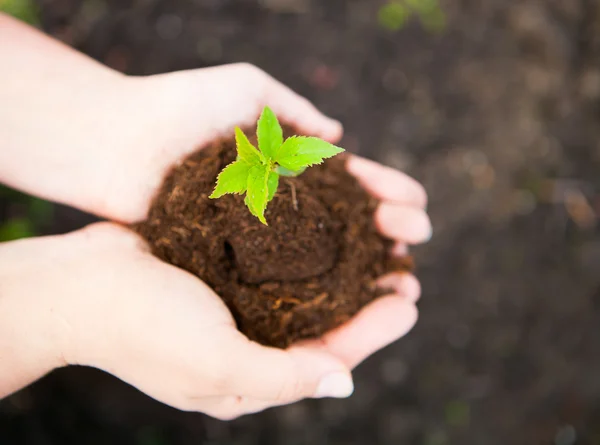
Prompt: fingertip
<box><xmin>324</xmin><ymin>118</ymin><xmax>344</xmax><ymax>143</ymax></box>
<box><xmin>286</xmin><ymin>347</ymin><xmax>353</xmax><ymax>400</ymax></box>
<box><xmin>265</xmin><ymin>79</ymin><xmax>343</xmax><ymax>142</ymax></box>
<box><xmin>381</xmin><ymin>297</ymin><xmax>419</xmax><ymax>337</ymax></box>
<box><xmin>402</xmin><ymin>274</ymin><xmax>422</xmax><ymax>302</ymax></box>
<box><xmin>376</xmin><ymin>203</ymin><xmax>432</xmax><ymax>244</ymax></box>
<box><xmin>346</xmin><ymin>156</ymin><xmax>428</xmax><ymax>208</ymax></box>
<box><xmin>302</xmin><ymin>114</ymin><xmax>343</xmax><ymax>142</ymax></box>
<box><xmin>377</xmin><ymin>273</ymin><xmax>422</xmax><ymax>303</ymax></box>
<box><xmin>227</xmin><ymin>333</ymin><xmax>350</xmax><ymax>402</ymax></box>
<box><xmin>346</xmin><ymin>155</ymin><xmax>377</xmax><ymax>176</ymax></box>
<box><xmin>314</xmin><ymin>371</ymin><xmax>354</xmax><ymax>399</ymax></box>
<box><xmin>296</xmin><ymin>112</ymin><xmax>343</xmax><ymax>142</ymax></box>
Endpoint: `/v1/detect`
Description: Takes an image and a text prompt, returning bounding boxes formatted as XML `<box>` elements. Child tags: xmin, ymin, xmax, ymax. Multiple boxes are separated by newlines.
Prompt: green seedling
<box><xmin>210</xmin><ymin>106</ymin><xmax>344</xmax><ymax>225</ymax></box>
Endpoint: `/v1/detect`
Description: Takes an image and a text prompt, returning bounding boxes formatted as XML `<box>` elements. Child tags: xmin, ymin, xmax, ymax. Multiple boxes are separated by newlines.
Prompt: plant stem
<box><xmin>285</xmin><ymin>179</ymin><xmax>299</xmax><ymax>211</ymax></box>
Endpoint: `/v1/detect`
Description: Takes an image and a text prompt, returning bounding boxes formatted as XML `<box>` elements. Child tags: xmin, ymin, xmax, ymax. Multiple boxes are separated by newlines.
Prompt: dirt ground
<box><xmin>2</xmin><ymin>0</ymin><xmax>600</xmax><ymax>444</ymax></box>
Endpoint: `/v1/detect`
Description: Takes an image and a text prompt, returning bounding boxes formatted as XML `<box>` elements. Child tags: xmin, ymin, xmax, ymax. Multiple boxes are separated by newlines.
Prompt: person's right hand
<box><xmin>0</xmin><ymin>223</ymin><xmax>420</xmax><ymax>419</ymax></box>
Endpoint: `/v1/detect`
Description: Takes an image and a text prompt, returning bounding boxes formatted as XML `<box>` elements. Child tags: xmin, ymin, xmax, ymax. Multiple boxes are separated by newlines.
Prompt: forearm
<box><xmin>0</xmin><ymin>14</ymin><xmax>146</xmax><ymax>218</ymax></box>
<box><xmin>0</xmin><ymin>235</ymin><xmax>69</xmax><ymax>398</ymax></box>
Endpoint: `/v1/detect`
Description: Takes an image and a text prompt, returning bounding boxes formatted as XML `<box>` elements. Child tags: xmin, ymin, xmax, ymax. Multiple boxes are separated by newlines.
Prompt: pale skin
<box><xmin>0</xmin><ymin>14</ymin><xmax>432</xmax><ymax>419</ymax></box>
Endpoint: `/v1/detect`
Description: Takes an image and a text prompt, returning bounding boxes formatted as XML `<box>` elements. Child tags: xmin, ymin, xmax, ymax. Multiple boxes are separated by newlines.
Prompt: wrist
<box><xmin>0</xmin><ymin>225</ymin><xmax>138</xmax><ymax>397</ymax></box>
<box><xmin>0</xmin><ymin>236</ymin><xmax>72</xmax><ymax>398</ymax></box>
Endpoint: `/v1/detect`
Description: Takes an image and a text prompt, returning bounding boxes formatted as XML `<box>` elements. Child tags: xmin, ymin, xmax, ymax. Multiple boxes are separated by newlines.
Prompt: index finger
<box><xmin>346</xmin><ymin>155</ymin><xmax>428</xmax><ymax>208</ymax></box>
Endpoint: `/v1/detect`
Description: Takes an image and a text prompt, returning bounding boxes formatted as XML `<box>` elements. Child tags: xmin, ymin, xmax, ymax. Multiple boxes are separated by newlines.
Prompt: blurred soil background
<box><xmin>1</xmin><ymin>0</ymin><xmax>600</xmax><ymax>444</ymax></box>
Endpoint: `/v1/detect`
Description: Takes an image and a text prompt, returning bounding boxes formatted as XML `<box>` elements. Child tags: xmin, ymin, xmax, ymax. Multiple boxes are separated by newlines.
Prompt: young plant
<box><xmin>209</xmin><ymin>106</ymin><xmax>344</xmax><ymax>225</ymax></box>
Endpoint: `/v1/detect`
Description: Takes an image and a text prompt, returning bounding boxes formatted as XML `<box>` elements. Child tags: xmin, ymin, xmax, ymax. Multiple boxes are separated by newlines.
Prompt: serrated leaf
<box><xmin>245</xmin><ymin>194</ymin><xmax>259</xmax><ymax>218</ymax></box>
<box><xmin>246</xmin><ymin>164</ymin><xmax>270</xmax><ymax>225</ymax></box>
<box><xmin>209</xmin><ymin>160</ymin><xmax>251</xmax><ymax>198</ymax></box>
<box><xmin>267</xmin><ymin>171</ymin><xmax>279</xmax><ymax>202</ymax></box>
<box><xmin>275</xmin><ymin>136</ymin><xmax>345</xmax><ymax>171</ymax></box>
<box><xmin>257</xmin><ymin>106</ymin><xmax>283</xmax><ymax>160</ymax></box>
<box><xmin>235</xmin><ymin>127</ymin><xmax>264</xmax><ymax>166</ymax></box>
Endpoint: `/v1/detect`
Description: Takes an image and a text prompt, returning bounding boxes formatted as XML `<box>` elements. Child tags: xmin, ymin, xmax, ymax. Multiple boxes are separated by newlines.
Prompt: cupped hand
<box><xmin>1</xmin><ymin>63</ymin><xmax>431</xmax><ymax>419</ymax></box>
<box><xmin>1</xmin><ymin>218</ymin><xmax>422</xmax><ymax>420</ymax></box>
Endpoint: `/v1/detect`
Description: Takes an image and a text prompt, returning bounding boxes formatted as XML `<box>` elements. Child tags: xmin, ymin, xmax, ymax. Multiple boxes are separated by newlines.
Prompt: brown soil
<box><xmin>133</xmin><ymin>131</ymin><xmax>412</xmax><ymax>348</ymax></box>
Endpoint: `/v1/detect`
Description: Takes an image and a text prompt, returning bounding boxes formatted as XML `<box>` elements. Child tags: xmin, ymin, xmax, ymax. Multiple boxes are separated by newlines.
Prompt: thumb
<box><xmin>219</xmin><ymin>332</ymin><xmax>354</xmax><ymax>403</ymax></box>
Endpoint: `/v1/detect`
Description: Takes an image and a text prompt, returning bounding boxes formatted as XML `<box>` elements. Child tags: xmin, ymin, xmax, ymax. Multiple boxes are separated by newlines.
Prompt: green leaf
<box><xmin>257</xmin><ymin>106</ymin><xmax>283</xmax><ymax>160</ymax></box>
<box><xmin>244</xmin><ymin>194</ymin><xmax>258</xmax><ymax>218</ymax></box>
<box><xmin>246</xmin><ymin>164</ymin><xmax>270</xmax><ymax>225</ymax></box>
<box><xmin>235</xmin><ymin>127</ymin><xmax>264</xmax><ymax>166</ymax></box>
<box><xmin>267</xmin><ymin>171</ymin><xmax>279</xmax><ymax>202</ymax></box>
<box><xmin>275</xmin><ymin>136</ymin><xmax>345</xmax><ymax>172</ymax></box>
<box><xmin>209</xmin><ymin>160</ymin><xmax>252</xmax><ymax>198</ymax></box>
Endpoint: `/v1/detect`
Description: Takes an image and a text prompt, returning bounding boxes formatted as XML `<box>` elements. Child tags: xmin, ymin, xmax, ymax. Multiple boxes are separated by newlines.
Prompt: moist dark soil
<box><xmin>133</xmin><ymin>131</ymin><xmax>412</xmax><ymax>348</ymax></box>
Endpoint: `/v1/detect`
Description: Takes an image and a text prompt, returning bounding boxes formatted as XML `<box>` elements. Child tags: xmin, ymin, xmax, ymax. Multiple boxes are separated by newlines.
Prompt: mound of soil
<box><xmin>133</xmin><ymin>131</ymin><xmax>413</xmax><ymax>348</ymax></box>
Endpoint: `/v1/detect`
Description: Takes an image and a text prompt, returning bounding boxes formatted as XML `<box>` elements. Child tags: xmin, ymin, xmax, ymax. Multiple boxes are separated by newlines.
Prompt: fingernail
<box><xmin>424</xmin><ymin>222</ymin><xmax>433</xmax><ymax>242</ymax></box>
<box><xmin>407</xmin><ymin>217</ymin><xmax>432</xmax><ymax>244</ymax></box>
<box><xmin>417</xmin><ymin>215</ymin><xmax>433</xmax><ymax>243</ymax></box>
<box><xmin>403</xmin><ymin>274</ymin><xmax>422</xmax><ymax>302</ymax></box>
<box><xmin>314</xmin><ymin>373</ymin><xmax>354</xmax><ymax>399</ymax></box>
